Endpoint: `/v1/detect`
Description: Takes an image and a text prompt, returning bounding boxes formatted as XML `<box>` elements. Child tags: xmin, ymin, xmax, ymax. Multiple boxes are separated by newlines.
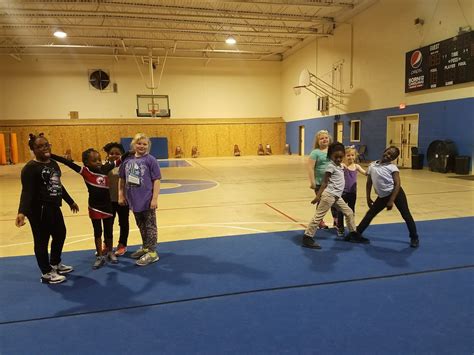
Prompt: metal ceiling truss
<box><xmin>1</xmin><ymin>0</ymin><xmax>364</xmax><ymax>61</ymax></box>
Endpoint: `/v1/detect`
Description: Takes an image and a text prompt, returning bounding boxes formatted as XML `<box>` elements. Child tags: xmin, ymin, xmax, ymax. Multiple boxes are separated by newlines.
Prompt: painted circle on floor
<box><xmin>160</xmin><ymin>179</ymin><xmax>218</xmax><ymax>194</ymax></box>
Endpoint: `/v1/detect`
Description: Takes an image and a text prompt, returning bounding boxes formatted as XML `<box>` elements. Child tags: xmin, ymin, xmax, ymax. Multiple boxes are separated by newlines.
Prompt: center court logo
<box><xmin>410</xmin><ymin>50</ymin><xmax>423</xmax><ymax>69</ymax></box>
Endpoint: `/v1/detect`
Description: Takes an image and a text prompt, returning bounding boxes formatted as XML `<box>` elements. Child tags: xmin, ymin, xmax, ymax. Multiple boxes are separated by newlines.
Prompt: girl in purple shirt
<box><xmin>119</xmin><ymin>133</ymin><xmax>161</xmax><ymax>266</ymax></box>
<box><xmin>336</xmin><ymin>146</ymin><xmax>366</xmax><ymax>237</ymax></box>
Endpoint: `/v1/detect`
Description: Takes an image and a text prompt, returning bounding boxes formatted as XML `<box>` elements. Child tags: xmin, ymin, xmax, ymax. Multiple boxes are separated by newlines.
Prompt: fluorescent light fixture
<box><xmin>225</xmin><ymin>36</ymin><xmax>236</xmax><ymax>45</ymax></box>
<box><xmin>53</xmin><ymin>29</ymin><xmax>67</xmax><ymax>38</ymax></box>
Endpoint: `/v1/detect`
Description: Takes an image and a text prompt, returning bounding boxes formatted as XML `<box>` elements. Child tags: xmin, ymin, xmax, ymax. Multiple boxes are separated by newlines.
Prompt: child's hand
<box><xmin>150</xmin><ymin>200</ymin><xmax>158</xmax><ymax>209</ymax></box>
<box><xmin>367</xmin><ymin>198</ymin><xmax>374</xmax><ymax>208</ymax></box>
<box><xmin>70</xmin><ymin>203</ymin><xmax>79</xmax><ymax>213</ymax></box>
<box><xmin>386</xmin><ymin>201</ymin><xmax>394</xmax><ymax>210</ymax></box>
<box><xmin>118</xmin><ymin>196</ymin><xmax>127</xmax><ymax>206</ymax></box>
<box><xmin>15</xmin><ymin>213</ymin><xmax>26</xmax><ymax>227</ymax></box>
<box><xmin>311</xmin><ymin>196</ymin><xmax>320</xmax><ymax>205</ymax></box>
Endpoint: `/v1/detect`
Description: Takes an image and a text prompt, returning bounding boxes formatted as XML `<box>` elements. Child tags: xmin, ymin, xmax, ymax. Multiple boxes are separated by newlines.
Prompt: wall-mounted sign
<box><xmin>405</xmin><ymin>31</ymin><xmax>473</xmax><ymax>92</ymax></box>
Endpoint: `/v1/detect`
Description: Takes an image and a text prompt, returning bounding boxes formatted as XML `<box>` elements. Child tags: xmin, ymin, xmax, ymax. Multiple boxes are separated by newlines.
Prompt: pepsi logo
<box><xmin>410</xmin><ymin>50</ymin><xmax>423</xmax><ymax>69</ymax></box>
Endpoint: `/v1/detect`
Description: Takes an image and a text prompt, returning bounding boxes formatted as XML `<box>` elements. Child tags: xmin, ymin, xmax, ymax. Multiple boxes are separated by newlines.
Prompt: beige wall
<box><xmin>282</xmin><ymin>0</ymin><xmax>473</xmax><ymax>122</ymax></box>
<box><xmin>0</xmin><ymin>58</ymin><xmax>281</xmax><ymax>120</ymax></box>
<box><xmin>0</xmin><ymin>0</ymin><xmax>472</xmax><ymax>124</ymax></box>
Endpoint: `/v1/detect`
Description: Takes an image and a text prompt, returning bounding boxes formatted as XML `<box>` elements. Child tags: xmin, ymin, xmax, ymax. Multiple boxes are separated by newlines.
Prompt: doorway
<box><xmin>333</xmin><ymin>121</ymin><xmax>343</xmax><ymax>143</ymax></box>
<box><xmin>299</xmin><ymin>125</ymin><xmax>305</xmax><ymax>156</ymax></box>
<box><xmin>386</xmin><ymin>114</ymin><xmax>419</xmax><ymax>168</ymax></box>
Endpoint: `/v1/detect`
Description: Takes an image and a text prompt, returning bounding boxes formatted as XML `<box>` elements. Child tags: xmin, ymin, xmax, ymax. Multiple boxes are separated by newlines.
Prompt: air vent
<box><xmin>88</xmin><ymin>69</ymin><xmax>110</xmax><ymax>90</ymax></box>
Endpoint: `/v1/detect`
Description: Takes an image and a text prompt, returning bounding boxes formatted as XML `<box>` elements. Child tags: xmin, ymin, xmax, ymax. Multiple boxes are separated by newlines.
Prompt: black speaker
<box><xmin>454</xmin><ymin>156</ymin><xmax>470</xmax><ymax>175</ymax></box>
<box><xmin>411</xmin><ymin>154</ymin><xmax>424</xmax><ymax>169</ymax></box>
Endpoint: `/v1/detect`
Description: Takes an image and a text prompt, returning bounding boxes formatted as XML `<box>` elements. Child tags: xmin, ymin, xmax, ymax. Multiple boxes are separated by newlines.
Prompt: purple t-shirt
<box><xmin>119</xmin><ymin>154</ymin><xmax>161</xmax><ymax>212</ymax></box>
<box><xmin>344</xmin><ymin>168</ymin><xmax>358</xmax><ymax>194</ymax></box>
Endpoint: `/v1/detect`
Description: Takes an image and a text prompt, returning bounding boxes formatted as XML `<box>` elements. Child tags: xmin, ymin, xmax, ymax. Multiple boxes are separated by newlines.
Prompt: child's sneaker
<box><xmin>136</xmin><ymin>251</ymin><xmax>159</xmax><ymax>266</ymax></box>
<box><xmin>92</xmin><ymin>256</ymin><xmax>106</xmax><ymax>269</ymax></box>
<box><xmin>336</xmin><ymin>228</ymin><xmax>345</xmax><ymax>238</ymax></box>
<box><xmin>345</xmin><ymin>231</ymin><xmax>370</xmax><ymax>244</ymax></box>
<box><xmin>41</xmin><ymin>270</ymin><xmax>66</xmax><ymax>284</ymax></box>
<box><xmin>410</xmin><ymin>238</ymin><xmax>420</xmax><ymax>248</ymax></box>
<box><xmin>51</xmin><ymin>263</ymin><xmax>74</xmax><ymax>274</ymax></box>
<box><xmin>318</xmin><ymin>221</ymin><xmax>329</xmax><ymax>229</ymax></box>
<box><xmin>115</xmin><ymin>244</ymin><xmax>127</xmax><ymax>256</ymax></box>
<box><xmin>107</xmin><ymin>251</ymin><xmax>118</xmax><ymax>264</ymax></box>
<box><xmin>302</xmin><ymin>235</ymin><xmax>322</xmax><ymax>249</ymax></box>
<box><xmin>131</xmin><ymin>248</ymin><xmax>148</xmax><ymax>259</ymax></box>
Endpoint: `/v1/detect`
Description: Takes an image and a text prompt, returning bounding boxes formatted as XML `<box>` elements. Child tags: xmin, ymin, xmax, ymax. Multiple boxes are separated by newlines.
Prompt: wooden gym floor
<box><xmin>0</xmin><ymin>155</ymin><xmax>473</xmax><ymax>258</ymax></box>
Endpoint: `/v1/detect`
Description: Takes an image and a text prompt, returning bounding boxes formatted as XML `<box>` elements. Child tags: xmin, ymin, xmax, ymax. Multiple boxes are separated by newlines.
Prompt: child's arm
<box><xmin>366</xmin><ymin>175</ymin><xmax>374</xmax><ymax>208</ymax></box>
<box><xmin>356</xmin><ymin>164</ymin><xmax>367</xmax><ymax>176</ymax></box>
<box><xmin>386</xmin><ymin>171</ymin><xmax>401</xmax><ymax>210</ymax></box>
<box><xmin>118</xmin><ymin>177</ymin><xmax>127</xmax><ymax>206</ymax></box>
<box><xmin>150</xmin><ymin>179</ymin><xmax>160</xmax><ymax>209</ymax></box>
<box><xmin>311</xmin><ymin>172</ymin><xmax>330</xmax><ymax>204</ymax></box>
<box><xmin>307</xmin><ymin>157</ymin><xmax>316</xmax><ymax>189</ymax></box>
<box><xmin>50</xmin><ymin>153</ymin><xmax>82</xmax><ymax>173</ymax></box>
<box><xmin>61</xmin><ymin>185</ymin><xmax>79</xmax><ymax>213</ymax></box>
<box><xmin>102</xmin><ymin>151</ymin><xmax>131</xmax><ymax>174</ymax></box>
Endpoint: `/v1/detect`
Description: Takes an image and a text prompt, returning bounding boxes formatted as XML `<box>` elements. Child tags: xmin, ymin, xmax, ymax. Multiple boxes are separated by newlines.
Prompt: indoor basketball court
<box><xmin>0</xmin><ymin>1</ymin><xmax>473</xmax><ymax>354</ymax></box>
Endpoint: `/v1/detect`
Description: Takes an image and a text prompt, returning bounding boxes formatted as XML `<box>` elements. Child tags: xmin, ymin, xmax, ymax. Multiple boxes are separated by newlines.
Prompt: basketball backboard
<box><xmin>136</xmin><ymin>94</ymin><xmax>170</xmax><ymax>117</ymax></box>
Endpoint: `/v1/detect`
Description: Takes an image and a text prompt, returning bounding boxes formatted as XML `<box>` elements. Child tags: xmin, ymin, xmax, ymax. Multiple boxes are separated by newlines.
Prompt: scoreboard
<box><xmin>405</xmin><ymin>31</ymin><xmax>473</xmax><ymax>92</ymax></box>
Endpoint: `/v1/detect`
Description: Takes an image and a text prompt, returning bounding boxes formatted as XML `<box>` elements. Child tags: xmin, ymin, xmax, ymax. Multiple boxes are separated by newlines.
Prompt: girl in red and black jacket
<box><xmin>51</xmin><ymin>148</ymin><xmax>129</xmax><ymax>269</ymax></box>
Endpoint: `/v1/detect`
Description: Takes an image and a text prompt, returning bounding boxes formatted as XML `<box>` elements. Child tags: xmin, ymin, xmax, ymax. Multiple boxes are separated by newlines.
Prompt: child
<box><xmin>307</xmin><ymin>129</ymin><xmax>337</xmax><ymax>229</ymax></box>
<box><xmin>302</xmin><ymin>142</ymin><xmax>369</xmax><ymax>249</ymax></box>
<box><xmin>51</xmin><ymin>148</ymin><xmax>127</xmax><ymax>268</ymax></box>
<box><xmin>355</xmin><ymin>146</ymin><xmax>419</xmax><ymax>247</ymax></box>
<box><xmin>103</xmin><ymin>142</ymin><xmax>130</xmax><ymax>257</ymax></box>
<box><xmin>118</xmin><ymin>133</ymin><xmax>161</xmax><ymax>266</ymax></box>
<box><xmin>336</xmin><ymin>146</ymin><xmax>367</xmax><ymax>237</ymax></box>
<box><xmin>16</xmin><ymin>134</ymin><xmax>79</xmax><ymax>284</ymax></box>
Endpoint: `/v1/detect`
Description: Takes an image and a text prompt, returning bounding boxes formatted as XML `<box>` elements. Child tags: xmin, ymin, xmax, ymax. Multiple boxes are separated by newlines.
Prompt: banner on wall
<box><xmin>405</xmin><ymin>31</ymin><xmax>473</xmax><ymax>93</ymax></box>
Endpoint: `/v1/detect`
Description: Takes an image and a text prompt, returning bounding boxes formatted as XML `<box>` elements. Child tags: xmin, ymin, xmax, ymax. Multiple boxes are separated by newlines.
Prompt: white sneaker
<box><xmin>136</xmin><ymin>251</ymin><xmax>159</xmax><ymax>266</ymax></box>
<box><xmin>51</xmin><ymin>263</ymin><xmax>74</xmax><ymax>274</ymax></box>
<box><xmin>92</xmin><ymin>256</ymin><xmax>106</xmax><ymax>269</ymax></box>
<box><xmin>107</xmin><ymin>251</ymin><xmax>118</xmax><ymax>264</ymax></box>
<box><xmin>41</xmin><ymin>270</ymin><xmax>66</xmax><ymax>284</ymax></box>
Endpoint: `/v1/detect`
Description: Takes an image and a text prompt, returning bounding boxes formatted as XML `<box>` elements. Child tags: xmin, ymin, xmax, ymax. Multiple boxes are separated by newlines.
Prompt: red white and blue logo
<box><xmin>410</xmin><ymin>50</ymin><xmax>423</xmax><ymax>69</ymax></box>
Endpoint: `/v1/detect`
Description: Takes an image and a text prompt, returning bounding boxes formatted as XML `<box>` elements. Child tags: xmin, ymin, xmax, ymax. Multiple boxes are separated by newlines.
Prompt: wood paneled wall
<box><xmin>0</xmin><ymin>118</ymin><xmax>286</xmax><ymax>163</ymax></box>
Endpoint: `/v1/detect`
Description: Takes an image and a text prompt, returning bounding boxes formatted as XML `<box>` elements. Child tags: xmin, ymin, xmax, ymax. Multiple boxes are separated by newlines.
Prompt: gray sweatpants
<box><xmin>305</xmin><ymin>190</ymin><xmax>356</xmax><ymax>238</ymax></box>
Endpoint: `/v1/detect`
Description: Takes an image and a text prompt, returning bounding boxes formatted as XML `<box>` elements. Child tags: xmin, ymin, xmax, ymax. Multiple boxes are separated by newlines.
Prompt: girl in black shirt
<box><xmin>16</xmin><ymin>134</ymin><xmax>79</xmax><ymax>284</ymax></box>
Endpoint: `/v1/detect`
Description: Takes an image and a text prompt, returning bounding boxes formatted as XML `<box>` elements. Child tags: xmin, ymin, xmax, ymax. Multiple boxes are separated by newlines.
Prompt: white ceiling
<box><xmin>1</xmin><ymin>0</ymin><xmax>375</xmax><ymax>61</ymax></box>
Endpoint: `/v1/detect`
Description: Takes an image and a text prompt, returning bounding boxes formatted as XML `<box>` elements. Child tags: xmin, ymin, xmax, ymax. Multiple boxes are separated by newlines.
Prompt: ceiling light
<box><xmin>225</xmin><ymin>36</ymin><xmax>236</xmax><ymax>45</ymax></box>
<box><xmin>53</xmin><ymin>29</ymin><xmax>67</xmax><ymax>38</ymax></box>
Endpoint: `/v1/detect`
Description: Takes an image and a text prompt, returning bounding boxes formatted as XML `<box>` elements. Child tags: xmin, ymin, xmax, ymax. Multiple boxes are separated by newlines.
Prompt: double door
<box><xmin>386</xmin><ymin>114</ymin><xmax>419</xmax><ymax>168</ymax></box>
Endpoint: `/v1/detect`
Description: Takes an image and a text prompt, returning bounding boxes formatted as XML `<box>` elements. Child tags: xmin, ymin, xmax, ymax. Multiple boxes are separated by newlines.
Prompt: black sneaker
<box><xmin>346</xmin><ymin>232</ymin><xmax>370</xmax><ymax>244</ymax></box>
<box><xmin>410</xmin><ymin>238</ymin><xmax>420</xmax><ymax>248</ymax></box>
<box><xmin>302</xmin><ymin>235</ymin><xmax>322</xmax><ymax>249</ymax></box>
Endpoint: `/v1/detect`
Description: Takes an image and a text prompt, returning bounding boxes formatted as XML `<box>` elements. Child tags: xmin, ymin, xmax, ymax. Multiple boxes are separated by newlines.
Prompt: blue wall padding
<box><xmin>286</xmin><ymin>97</ymin><xmax>473</xmax><ymax>167</ymax></box>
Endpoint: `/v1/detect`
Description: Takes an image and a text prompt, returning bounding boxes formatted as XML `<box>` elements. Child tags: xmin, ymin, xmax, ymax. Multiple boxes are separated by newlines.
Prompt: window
<box><xmin>350</xmin><ymin>120</ymin><xmax>361</xmax><ymax>142</ymax></box>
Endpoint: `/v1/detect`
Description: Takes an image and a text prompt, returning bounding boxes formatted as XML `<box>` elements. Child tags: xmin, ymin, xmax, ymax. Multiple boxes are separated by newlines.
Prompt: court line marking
<box><xmin>264</xmin><ymin>202</ymin><xmax>307</xmax><ymax>228</ymax></box>
<box><xmin>1</xmin><ymin>265</ymin><xmax>472</xmax><ymax>326</ymax></box>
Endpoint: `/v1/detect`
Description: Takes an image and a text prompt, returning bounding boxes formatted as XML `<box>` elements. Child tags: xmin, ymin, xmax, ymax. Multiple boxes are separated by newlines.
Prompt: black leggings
<box><xmin>91</xmin><ymin>217</ymin><xmax>114</xmax><ymax>246</ymax></box>
<box><xmin>111</xmin><ymin>201</ymin><xmax>130</xmax><ymax>246</ymax></box>
<box><xmin>337</xmin><ymin>192</ymin><xmax>357</xmax><ymax>230</ymax></box>
<box><xmin>357</xmin><ymin>188</ymin><xmax>418</xmax><ymax>239</ymax></box>
<box><xmin>28</xmin><ymin>204</ymin><xmax>66</xmax><ymax>274</ymax></box>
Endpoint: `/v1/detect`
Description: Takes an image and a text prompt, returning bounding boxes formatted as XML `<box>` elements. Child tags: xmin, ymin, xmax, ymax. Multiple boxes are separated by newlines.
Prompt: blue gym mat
<box><xmin>1</xmin><ymin>268</ymin><xmax>472</xmax><ymax>354</ymax></box>
<box><xmin>1</xmin><ymin>217</ymin><xmax>472</xmax><ymax>326</ymax></box>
